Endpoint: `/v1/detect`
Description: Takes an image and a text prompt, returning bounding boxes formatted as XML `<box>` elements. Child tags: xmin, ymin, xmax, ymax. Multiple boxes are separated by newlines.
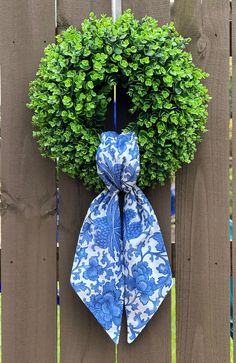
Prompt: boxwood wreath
<box><xmin>28</xmin><ymin>10</ymin><xmax>210</xmax><ymax>192</ymax></box>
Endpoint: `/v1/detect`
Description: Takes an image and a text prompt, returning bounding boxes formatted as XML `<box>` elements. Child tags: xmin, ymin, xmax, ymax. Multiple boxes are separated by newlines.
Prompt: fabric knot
<box><xmin>96</xmin><ymin>132</ymin><xmax>139</xmax><ymax>193</ymax></box>
<box><xmin>71</xmin><ymin>131</ymin><xmax>173</xmax><ymax>344</ymax></box>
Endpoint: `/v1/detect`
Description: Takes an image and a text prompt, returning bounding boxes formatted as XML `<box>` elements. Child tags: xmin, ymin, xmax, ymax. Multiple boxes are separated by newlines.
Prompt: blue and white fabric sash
<box><xmin>70</xmin><ymin>131</ymin><xmax>173</xmax><ymax>344</ymax></box>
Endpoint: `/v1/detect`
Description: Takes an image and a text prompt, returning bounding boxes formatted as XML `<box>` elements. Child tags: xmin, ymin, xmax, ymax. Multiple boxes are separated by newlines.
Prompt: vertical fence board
<box><xmin>0</xmin><ymin>1</ymin><xmax>57</xmax><ymax>363</ymax></box>
<box><xmin>122</xmin><ymin>0</ymin><xmax>170</xmax><ymax>26</ymax></box>
<box><xmin>232</xmin><ymin>0</ymin><xmax>236</xmax><ymax>361</ymax></box>
<box><xmin>57</xmin><ymin>2</ymin><xmax>116</xmax><ymax>363</ymax></box>
<box><xmin>57</xmin><ymin>1</ymin><xmax>111</xmax><ymax>33</ymax></box>
<box><xmin>175</xmin><ymin>1</ymin><xmax>230</xmax><ymax>362</ymax></box>
<box><xmin>118</xmin><ymin>2</ymin><xmax>172</xmax><ymax>362</ymax></box>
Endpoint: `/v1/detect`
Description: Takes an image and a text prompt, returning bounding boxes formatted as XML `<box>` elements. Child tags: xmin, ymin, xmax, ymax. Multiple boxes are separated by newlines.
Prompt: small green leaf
<box><xmin>87</xmin><ymin>81</ymin><xmax>94</xmax><ymax>89</ymax></box>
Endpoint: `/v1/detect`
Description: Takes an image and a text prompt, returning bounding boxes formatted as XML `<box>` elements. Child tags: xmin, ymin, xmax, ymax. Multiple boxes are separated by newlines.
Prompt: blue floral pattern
<box><xmin>70</xmin><ymin>131</ymin><xmax>173</xmax><ymax>344</ymax></box>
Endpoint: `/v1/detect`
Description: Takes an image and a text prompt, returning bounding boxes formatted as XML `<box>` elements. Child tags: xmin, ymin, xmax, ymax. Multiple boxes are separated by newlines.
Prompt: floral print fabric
<box><xmin>70</xmin><ymin>131</ymin><xmax>173</xmax><ymax>344</ymax></box>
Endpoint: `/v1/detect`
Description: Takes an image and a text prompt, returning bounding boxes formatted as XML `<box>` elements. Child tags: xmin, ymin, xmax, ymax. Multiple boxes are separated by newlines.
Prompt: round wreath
<box><xmin>28</xmin><ymin>10</ymin><xmax>210</xmax><ymax>191</ymax></box>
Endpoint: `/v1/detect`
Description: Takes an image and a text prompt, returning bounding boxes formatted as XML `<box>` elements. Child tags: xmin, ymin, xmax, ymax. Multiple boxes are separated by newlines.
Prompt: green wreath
<box><xmin>28</xmin><ymin>10</ymin><xmax>210</xmax><ymax>192</ymax></box>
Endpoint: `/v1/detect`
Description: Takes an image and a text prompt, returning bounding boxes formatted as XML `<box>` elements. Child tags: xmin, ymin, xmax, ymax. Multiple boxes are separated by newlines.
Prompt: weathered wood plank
<box><xmin>122</xmin><ymin>0</ymin><xmax>169</xmax><ymax>26</ymax></box>
<box><xmin>57</xmin><ymin>2</ymin><xmax>115</xmax><ymax>362</ymax></box>
<box><xmin>175</xmin><ymin>1</ymin><xmax>230</xmax><ymax>362</ymax></box>
<box><xmin>57</xmin><ymin>0</ymin><xmax>111</xmax><ymax>32</ymax></box>
<box><xmin>118</xmin><ymin>2</ymin><xmax>172</xmax><ymax>362</ymax></box>
<box><xmin>232</xmin><ymin>0</ymin><xmax>236</xmax><ymax>362</ymax></box>
<box><xmin>0</xmin><ymin>1</ymin><xmax>57</xmax><ymax>362</ymax></box>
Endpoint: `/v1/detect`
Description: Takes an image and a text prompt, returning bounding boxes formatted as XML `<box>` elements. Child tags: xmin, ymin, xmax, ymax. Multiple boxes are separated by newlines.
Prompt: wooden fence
<box><xmin>0</xmin><ymin>0</ymin><xmax>234</xmax><ymax>362</ymax></box>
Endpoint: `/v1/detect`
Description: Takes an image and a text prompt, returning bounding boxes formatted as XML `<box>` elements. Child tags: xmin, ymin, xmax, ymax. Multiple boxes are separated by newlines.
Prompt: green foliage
<box><xmin>28</xmin><ymin>10</ymin><xmax>211</xmax><ymax>192</ymax></box>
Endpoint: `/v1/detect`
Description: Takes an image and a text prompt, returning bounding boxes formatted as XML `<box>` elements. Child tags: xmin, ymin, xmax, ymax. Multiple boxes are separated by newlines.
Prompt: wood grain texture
<box><xmin>232</xmin><ymin>0</ymin><xmax>236</xmax><ymax>362</ymax></box>
<box><xmin>174</xmin><ymin>1</ymin><xmax>230</xmax><ymax>362</ymax></box>
<box><xmin>0</xmin><ymin>1</ymin><xmax>57</xmax><ymax>363</ymax></box>
<box><xmin>57</xmin><ymin>2</ymin><xmax>115</xmax><ymax>363</ymax></box>
<box><xmin>122</xmin><ymin>0</ymin><xmax>169</xmax><ymax>26</ymax></box>
<box><xmin>118</xmin><ymin>2</ymin><xmax>172</xmax><ymax>362</ymax></box>
<box><xmin>57</xmin><ymin>0</ymin><xmax>111</xmax><ymax>33</ymax></box>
